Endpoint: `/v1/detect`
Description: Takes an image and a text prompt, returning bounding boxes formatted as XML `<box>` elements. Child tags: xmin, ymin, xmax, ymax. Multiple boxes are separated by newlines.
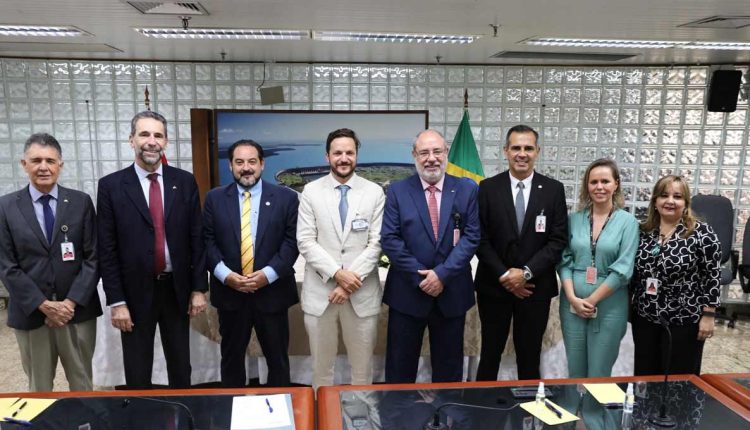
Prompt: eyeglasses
<box><xmin>415</xmin><ymin>149</ymin><xmax>446</xmax><ymax>159</ymax></box>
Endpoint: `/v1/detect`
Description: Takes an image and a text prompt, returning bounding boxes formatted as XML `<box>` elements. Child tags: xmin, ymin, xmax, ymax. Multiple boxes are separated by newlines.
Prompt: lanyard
<box><xmin>589</xmin><ymin>207</ymin><xmax>614</xmax><ymax>267</ymax></box>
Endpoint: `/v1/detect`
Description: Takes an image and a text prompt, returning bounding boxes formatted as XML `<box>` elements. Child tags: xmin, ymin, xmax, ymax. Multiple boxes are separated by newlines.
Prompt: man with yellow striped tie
<box><xmin>203</xmin><ymin>139</ymin><xmax>300</xmax><ymax>387</ymax></box>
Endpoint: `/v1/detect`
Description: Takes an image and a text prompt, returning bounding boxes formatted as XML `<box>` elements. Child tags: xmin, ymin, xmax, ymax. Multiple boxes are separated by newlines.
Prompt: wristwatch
<box><xmin>523</xmin><ymin>266</ymin><xmax>533</xmax><ymax>281</ymax></box>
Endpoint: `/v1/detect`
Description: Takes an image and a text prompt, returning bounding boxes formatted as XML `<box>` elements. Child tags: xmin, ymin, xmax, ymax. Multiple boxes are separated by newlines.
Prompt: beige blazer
<box><xmin>297</xmin><ymin>173</ymin><xmax>385</xmax><ymax>318</ymax></box>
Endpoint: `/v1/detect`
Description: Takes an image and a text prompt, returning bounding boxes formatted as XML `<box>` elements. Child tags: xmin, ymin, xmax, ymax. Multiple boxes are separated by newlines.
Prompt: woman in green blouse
<box><xmin>557</xmin><ymin>159</ymin><xmax>639</xmax><ymax>377</ymax></box>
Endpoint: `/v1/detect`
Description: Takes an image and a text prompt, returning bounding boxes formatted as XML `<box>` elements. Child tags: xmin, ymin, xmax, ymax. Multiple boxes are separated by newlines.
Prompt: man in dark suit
<box><xmin>475</xmin><ymin>124</ymin><xmax>568</xmax><ymax>380</ymax></box>
<box><xmin>97</xmin><ymin>111</ymin><xmax>207</xmax><ymax>389</ymax></box>
<box><xmin>203</xmin><ymin>139</ymin><xmax>299</xmax><ymax>387</ymax></box>
<box><xmin>381</xmin><ymin>129</ymin><xmax>480</xmax><ymax>383</ymax></box>
<box><xmin>0</xmin><ymin>133</ymin><xmax>101</xmax><ymax>391</ymax></box>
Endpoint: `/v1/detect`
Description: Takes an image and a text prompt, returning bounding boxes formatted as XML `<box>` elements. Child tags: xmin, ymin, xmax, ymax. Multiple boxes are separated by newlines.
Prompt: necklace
<box><xmin>658</xmin><ymin>224</ymin><xmax>678</xmax><ymax>246</ymax></box>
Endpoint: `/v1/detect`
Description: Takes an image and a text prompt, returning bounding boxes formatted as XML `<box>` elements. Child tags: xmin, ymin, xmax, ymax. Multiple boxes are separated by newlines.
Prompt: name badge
<box><xmin>585</xmin><ymin>266</ymin><xmax>597</xmax><ymax>284</ymax></box>
<box><xmin>646</xmin><ymin>277</ymin><xmax>660</xmax><ymax>295</ymax></box>
<box><xmin>351</xmin><ymin>218</ymin><xmax>369</xmax><ymax>231</ymax></box>
<box><xmin>61</xmin><ymin>241</ymin><xmax>75</xmax><ymax>262</ymax></box>
<box><xmin>535</xmin><ymin>215</ymin><xmax>546</xmax><ymax>232</ymax></box>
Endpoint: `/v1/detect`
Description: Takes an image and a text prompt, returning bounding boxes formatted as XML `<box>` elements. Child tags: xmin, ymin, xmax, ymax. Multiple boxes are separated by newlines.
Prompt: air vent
<box><xmin>490</xmin><ymin>51</ymin><xmax>636</xmax><ymax>61</ymax></box>
<box><xmin>127</xmin><ymin>1</ymin><xmax>208</xmax><ymax>15</ymax></box>
<box><xmin>679</xmin><ymin>16</ymin><xmax>750</xmax><ymax>29</ymax></box>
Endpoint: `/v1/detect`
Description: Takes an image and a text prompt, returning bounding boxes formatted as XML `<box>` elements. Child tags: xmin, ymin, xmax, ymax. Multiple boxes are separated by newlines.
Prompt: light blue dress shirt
<box><xmin>213</xmin><ymin>179</ymin><xmax>279</xmax><ymax>284</ymax></box>
<box><xmin>29</xmin><ymin>184</ymin><xmax>58</xmax><ymax>242</ymax></box>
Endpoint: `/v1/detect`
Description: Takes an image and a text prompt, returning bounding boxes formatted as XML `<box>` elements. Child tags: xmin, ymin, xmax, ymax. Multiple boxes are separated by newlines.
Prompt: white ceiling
<box><xmin>1</xmin><ymin>0</ymin><xmax>750</xmax><ymax>65</ymax></box>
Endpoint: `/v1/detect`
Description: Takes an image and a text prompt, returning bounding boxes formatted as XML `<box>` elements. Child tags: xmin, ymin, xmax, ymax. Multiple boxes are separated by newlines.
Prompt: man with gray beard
<box><xmin>98</xmin><ymin>111</ymin><xmax>208</xmax><ymax>389</ymax></box>
<box><xmin>380</xmin><ymin>129</ymin><xmax>480</xmax><ymax>383</ymax></box>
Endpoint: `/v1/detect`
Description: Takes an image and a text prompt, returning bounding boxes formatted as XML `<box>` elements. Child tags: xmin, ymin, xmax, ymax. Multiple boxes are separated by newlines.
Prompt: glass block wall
<box><xmin>1</xmin><ymin>59</ymin><xmax>748</xmax><ymax>245</ymax></box>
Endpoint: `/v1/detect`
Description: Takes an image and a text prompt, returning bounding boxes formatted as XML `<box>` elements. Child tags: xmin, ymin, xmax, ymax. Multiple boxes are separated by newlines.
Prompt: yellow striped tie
<box><xmin>240</xmin><ymin>191</ymin><xmax>254</xmax><ymax>275</ymax></box>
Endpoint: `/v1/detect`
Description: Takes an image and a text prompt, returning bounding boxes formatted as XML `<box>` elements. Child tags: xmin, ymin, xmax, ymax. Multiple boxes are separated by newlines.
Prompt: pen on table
<box><xmin>4</xmin><ymin>417</ymin><xmax>32</xmax><ymax>426</ymax></box>
<box><xmin>11</xmin><ymin>401</ymin><xmax>27</xmax><ymax>417</ymax></box>
<box><xmin>604</xmin><ymin>402</ymin><xmax>625</xmax><ymax>409</ymax></box>
<box><xmin>265</xmin><ymin>397</ymin><xmax>273</xmax><ymax>413</ymax></box>
<box><xmin>543</xmin><ymin>399</ymin><xmax>563</xmax><ymax>418</ymax></box>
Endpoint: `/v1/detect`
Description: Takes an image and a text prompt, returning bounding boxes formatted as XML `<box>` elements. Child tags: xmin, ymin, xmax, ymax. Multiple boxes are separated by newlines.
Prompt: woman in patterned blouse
<box><xmin>558</xmin><ymin>159</ymin><xmax>640</xmax><ymax>377</ymax></box>
<box><xmin>631</xmin><ymin>175</ymin><xmax>721</xmax><ymax>375</ymax></box>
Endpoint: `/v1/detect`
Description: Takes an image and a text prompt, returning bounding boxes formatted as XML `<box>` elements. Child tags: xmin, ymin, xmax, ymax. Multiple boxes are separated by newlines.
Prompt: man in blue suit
<box><xmin>203</xmin><ymin>139</ymin><xmax>299</xmax><ymax>387</ymax></box>
<box><xmin>98</xmin><ymin>111</ymin><xmax>208</xmax><ymax>389</ymax></box>
<box><xmin>381</xmin><ymin>129</ymin><xmax>480</xmax><ymax>383</ymax></box>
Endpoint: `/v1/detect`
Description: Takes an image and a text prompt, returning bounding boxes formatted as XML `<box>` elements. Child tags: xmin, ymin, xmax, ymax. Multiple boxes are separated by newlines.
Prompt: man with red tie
<box><xmin>380</xmin><ymin>129</ymin><xmax>480</xmax><ymax>383</ymax></box>
<box><xmin>98</xmin><ymin>111</ymin><xmax>208</xmax><ymax>389</ymax></box>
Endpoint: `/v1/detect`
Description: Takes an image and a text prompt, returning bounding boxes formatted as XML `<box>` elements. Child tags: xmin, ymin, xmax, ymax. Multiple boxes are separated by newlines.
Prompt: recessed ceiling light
<box><xmin>521</xmin><ymin>37</ymin><xmax>750</xmax><ymax>51</ymax></box>
<box><xmin>0</xmin><ymin>25</ymin><xmax>91</xmax><ymax>37</ymax></box>
<box><xmin>313</xmin><ymin>31</ymin><xmax>479</xmax><ymax>44</ymax></box>
<box><xmin>134</xmin><ymin>28</ymin><xmax>310</xmax><ymax>40</ymax></box>
<box><xmin>521</xmin><ymin>37</ymin><xmax>686</xmax><ymax>49</ymax></box>
<box><xmin>686</xmin><ymin>41</ymin><xmax>750</xmax><ymax>50</ymax></box>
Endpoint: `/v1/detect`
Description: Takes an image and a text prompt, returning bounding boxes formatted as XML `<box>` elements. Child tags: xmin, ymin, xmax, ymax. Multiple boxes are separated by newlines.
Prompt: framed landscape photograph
<box><xmin>212</xmin><ymin>110</ymin><xmax>428</xmax><ymax>192</ymax></box>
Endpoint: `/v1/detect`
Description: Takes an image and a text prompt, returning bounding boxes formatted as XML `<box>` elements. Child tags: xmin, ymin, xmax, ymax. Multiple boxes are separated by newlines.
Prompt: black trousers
<box><xmin>632</xmin><ymin>312</ymin><xmax>704</xmax><ymax>375</ymax></box>
<box><xmin>218</xmin><ymin>302</ymin><xmax>291</xmax><ymax>388</ymax></box>
<box><xmin>476</xmin><ymin>295</ymin><xmax>551</xmax><ymax>381</ymax></box>
<box><xmin>385</xmin><ymin>306</ymin><xmax>466</xmax><ymax>384</ymax></box>
<box><xmin>120</xmin><ymin>276</ymin><xmax>191</xmax><ymax>389</ymax></box>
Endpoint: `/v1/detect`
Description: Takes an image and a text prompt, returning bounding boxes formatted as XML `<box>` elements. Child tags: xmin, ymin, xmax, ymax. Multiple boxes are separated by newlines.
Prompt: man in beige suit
<box><xmin>297</xmin><ymin>128</ymin><xmax>385</xmax><ymax>389</ymax></box>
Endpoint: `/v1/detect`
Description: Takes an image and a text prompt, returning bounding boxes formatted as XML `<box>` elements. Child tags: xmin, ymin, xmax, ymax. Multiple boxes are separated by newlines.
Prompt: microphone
<box><xmin>647</xmin><ymin>318</ymin><xmax>677</xmax><ymax>428</ymax></box>
<box><xmin>423</xmin><ymin>401</ymin><xmax>520</xmax><ymax>430</ymax></box>
<box><xmin>122</xmin><ymin>397</ymin><xmax>196</xmax><ymax>430</ymax></box>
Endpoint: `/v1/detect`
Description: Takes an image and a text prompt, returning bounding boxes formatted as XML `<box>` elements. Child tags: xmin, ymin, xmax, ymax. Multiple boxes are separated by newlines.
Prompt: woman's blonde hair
<box><xmin>641</xmin><ymin>175</ymin><xmax>697</xmax><ymax>237</ymax></box>
<box><xmin>577</xmin><ymin>158</ymin><xmax>625</xmax><ymax>211</ymax></box>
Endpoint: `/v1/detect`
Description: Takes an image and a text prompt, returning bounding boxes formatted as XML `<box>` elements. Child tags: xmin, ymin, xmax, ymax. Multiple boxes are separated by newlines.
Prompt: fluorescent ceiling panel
<box><xmin>313</xmin><ymin>31</ymin><xmax>479</xmax><ymax>44</ymax></box>
<box><xmin>134</xmin><ymin>28</ymin><xmax>309</xmax><ymax>40</ymax></box>
<box><xmin>0</xmin><ymin>25</ymin><xmax>91</xmax><ymax>37</ymax></box>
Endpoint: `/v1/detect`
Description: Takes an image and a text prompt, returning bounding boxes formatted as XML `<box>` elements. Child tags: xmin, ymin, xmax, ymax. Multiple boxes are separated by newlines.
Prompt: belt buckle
<box><xmin>155</xmin><ymin>272</ymin><xmax>171</xmax><ymax>281</ymax></box>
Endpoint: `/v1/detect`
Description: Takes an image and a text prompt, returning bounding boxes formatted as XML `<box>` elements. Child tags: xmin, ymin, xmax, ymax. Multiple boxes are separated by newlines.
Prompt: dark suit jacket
<box><xmin>0</xmin><ymin>185</ymin><xmax>101</xmax><ymax>330</ymax></box>
<box><xmin>474</xmin><ymin>170</ymin><xmax>568</xmax><ymax>301</ymax></box>
<box><xmin>203</xmin><ymin>181</ymin><xmax>299</xmax><ymax>312</ymax></box>
<box><xmin>381</xmin><ymin>174</ymin><xmax>480</xmax><ymax>319</ymax></box>
<box><xmin>97</xmin><ymin>164</ymin><xmax>207</xmax><ymax>324</ymax></box>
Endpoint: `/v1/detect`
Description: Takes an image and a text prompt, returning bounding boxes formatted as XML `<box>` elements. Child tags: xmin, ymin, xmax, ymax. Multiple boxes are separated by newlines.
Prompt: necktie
<box><xmin>515</xmin><ymin>182</ymin><xmax>526</xmax><ymax>232</ymax></box>
<box><xmin>147</xmin><ymin>173</ymin><xmax>166</xmax><ymax>274</ymax></box>
<box><xmin>240</xmin><ymin>191</ymin><xmax>254</xmax><ymax>275</ymax></box>
<box><xmin>337</xmin><ymin>185</ymin><xmax>350</xmax><ymax>231</ymax></box>
<box><xmin>38</xmin><ymin>194</ymin><xmax>55</xmax><ymax>244</ymax></box>
<box><xmin>427</xmin><ymin>185</ymin><xmax>439</xmax><ymax>240</ymax></box>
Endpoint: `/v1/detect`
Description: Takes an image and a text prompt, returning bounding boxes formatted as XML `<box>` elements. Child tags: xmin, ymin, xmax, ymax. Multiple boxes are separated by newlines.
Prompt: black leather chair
<box><xmin>691</xmin><ymin>194</ymin><xmax>739</xmax><ymax>326</ymax></box>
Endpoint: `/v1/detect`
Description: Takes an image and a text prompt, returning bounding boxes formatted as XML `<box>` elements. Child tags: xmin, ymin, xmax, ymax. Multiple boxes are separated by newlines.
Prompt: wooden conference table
<box><xmin>702</xmin><ymin>373</ymin><xmax>750</xmax><ymax>411</ymax></box>
<box><xmin>0</xmin><ymin>386</ymin><xmax>314</xmax><ymax>429</ymax></box>
<box><xmin>318</xmin><ymin>375</ymin><xmax>750</xmax><ymax>429</ymax></box>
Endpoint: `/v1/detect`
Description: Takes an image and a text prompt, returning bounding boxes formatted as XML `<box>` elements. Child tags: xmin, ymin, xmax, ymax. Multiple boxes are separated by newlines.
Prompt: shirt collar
<box><xmin>420</xmin><ymin>175</ymin><xmax>445</xmax><ymax>192</ymax></box>
<box><xmin>236</xmin><ymin>179</ymin><xmax>263</xmax><ymax>196</ymax></box>
<box><xmin>328</xmin><ymin>172</ymin><xmax>357</xmax><ymax>189</ymax></box>
<box><xmin>29</xmin><ymin>183</ymin><xmax>59</xmax><ymax>202</ymax></box>
<box><xmin>133</xmin><ymin>162</ymin><xmax>163</xmax><ymax>181</ymax></box>
<box><xmin>509</xmin><ymin>171</ymin><xmax>534</xmax><ymax>189</ymax></box>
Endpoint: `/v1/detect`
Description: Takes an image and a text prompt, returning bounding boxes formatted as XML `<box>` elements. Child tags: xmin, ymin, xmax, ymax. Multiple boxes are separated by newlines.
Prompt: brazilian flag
<box><xmin>446</xmin><ymin>110</ymin><xmax>484</xmax><ymax>183</ymax></box>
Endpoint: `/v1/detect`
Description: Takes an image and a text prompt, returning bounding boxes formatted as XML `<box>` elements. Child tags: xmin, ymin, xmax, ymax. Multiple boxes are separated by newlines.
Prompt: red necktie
<box><xmin>147</xmin><ymin>173</ymin><xmax>166</xmax><ymax>274</ymax></box>
<box><xmin>427</xmin><ymin>185</ymin><xmax>439</xmax><ymax>240</ymax></box>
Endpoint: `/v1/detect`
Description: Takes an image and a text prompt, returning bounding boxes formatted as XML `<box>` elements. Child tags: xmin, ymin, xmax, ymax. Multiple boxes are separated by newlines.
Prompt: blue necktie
<box><xmin>337</xmin><ymin>185</ymin><xmax>350</xmax><ymax>231</ymax></box>
<box><xmin>39</xmin><ymin>194</ymin><xmax>55</xmax><ymax>244</ymax></box>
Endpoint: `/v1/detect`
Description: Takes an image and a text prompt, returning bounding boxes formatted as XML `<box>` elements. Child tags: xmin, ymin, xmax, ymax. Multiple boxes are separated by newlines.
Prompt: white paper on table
<box><xmin>230</xmin><ymin>394</ymin><xmax>294</xmax><ymax>430</ymax></box>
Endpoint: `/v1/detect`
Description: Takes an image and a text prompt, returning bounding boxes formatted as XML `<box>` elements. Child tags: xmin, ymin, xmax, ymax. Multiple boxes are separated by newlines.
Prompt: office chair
<box><xmin>691</xmin><ymin>194</ymin><xmax>738</xmax><ymax>327</ymax></box>
<box><xmin>731</xmin><ymin>217</ymin><xmax>750</xmax><ymax>326</ymax></box>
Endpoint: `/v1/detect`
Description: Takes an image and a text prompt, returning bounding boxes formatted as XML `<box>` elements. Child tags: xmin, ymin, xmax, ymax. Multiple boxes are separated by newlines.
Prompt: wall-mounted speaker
<box><xmin>259</xmin><ymin>86</ymin><xmax>285</xmax><ymax>105</ymax></box>
<box><xmin>707</xmin><ymin>70</ymin><xmax>742</xmax><ymax>112</ymax></box>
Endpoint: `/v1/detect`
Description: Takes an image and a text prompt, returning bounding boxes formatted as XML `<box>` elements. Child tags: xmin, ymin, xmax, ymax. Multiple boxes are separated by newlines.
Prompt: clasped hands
<box><xmin>569</xmin><ymin>296</ymin><xmax>597</xmax><ymax>318</ymax></box>
<box><xmin>39</xmin><ymin>298</ymin><xmax>76</xmax><ymax>328</ymax></box>
<box><xmin>500</xmin><ymin>268</ymin><xmax>535</xmax><ymax>299</ymax></box>
<box><xmin>330</xmin><ymin>269</ymin><xmax>362</xmax><ymax>304</ymax></box>
<box><xmin>226</xmin><ymin>270</ymin><xmax>270</xmax><ymax>293</ymax></box>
